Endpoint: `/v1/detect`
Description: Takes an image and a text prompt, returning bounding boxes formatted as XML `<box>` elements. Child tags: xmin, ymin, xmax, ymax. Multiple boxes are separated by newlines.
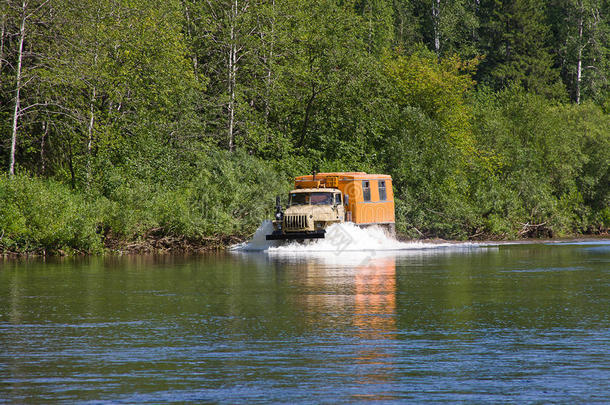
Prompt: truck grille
<box><xmin>284</xmin><ymin>214</ymin><xmax>308</xmax><ymax>230</ymax></box>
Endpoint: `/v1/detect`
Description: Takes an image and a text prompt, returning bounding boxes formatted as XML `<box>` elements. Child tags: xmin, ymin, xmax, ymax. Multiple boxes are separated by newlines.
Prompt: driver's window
<box><xmin>334</xmin><ymin>194</ymin><xmax>341</xmax><ymax>205</ymax></box>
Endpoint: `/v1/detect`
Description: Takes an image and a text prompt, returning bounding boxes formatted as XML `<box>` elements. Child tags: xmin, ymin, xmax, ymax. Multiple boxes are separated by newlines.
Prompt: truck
<box><xmin>266</xmin><ymin>172</ymin><xmax>395</xmax><ymax>240</ymax></box>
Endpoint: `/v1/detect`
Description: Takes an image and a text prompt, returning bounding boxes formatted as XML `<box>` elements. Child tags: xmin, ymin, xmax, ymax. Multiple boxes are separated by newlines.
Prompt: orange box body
<box><xmin>294</xmin><ymin>172</ymin><xmax>395</xmax><ymax>225</ymax></box>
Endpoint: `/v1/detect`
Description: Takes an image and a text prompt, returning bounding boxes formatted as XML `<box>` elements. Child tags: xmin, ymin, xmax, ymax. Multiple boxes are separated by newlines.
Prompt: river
<box><xmin>1</xmin><ymin>227</ymin><xmax>609</xmax><ymax>403</ymax></box>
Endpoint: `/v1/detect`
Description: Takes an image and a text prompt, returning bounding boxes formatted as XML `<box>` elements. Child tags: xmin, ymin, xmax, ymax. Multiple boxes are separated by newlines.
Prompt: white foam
<box><xmin>229</xmin><ymin>220</ymin><xmax>280</xmax><ymax>251</ymax></box>
<box><xmin>230</xmin><ymin>221</ymin><xmax>491</xmax><ymax>254</ymax></box>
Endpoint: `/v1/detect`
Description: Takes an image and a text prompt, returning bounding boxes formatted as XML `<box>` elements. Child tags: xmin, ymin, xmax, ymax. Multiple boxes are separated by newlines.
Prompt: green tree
<box><xmin>405</xmin><ymin>0</ymin><xmax>480</xmax><ymax>58</ymax></box>
<box><xmin>354</xmin><ymin>0</ymin><xmax>394</xmax><ymax>54</ymax></box>
<box><xmin>478</xmin><ymin>0</ymin><xmax>564</xmax><ymax>97</ymax></box>
<box><xmin>382</xmin><ymin>48</ymin><xmax>485</xmax><ymax>237</ymax></box>
<box><xmin>184</xmin><ymin>0</ymin><xmax>260</xmax><ymax>151</ymax></box>
<box><xmin>385</xmin><ymin>48</ymin><xmax>480</xmax><ymax>158</ymax></box>
<box><xmin>392</xmin><ymin>0</ymin><xmax>421</xmax><ymax>48</ymax></box>
<box><xmin>471</xmin><ymin>86</ymin><xmax>609</xmax><ymax>236</ymax></box>
<box><xmin>46</xmin><ymin>0</ymin><xmax>201</xmax><ymax>187</ymax></box>
<box><xmin>1</xmin><ymin>0</ymin><xmax>54</xmax><ymax>176</ymax></box>
<box><xmin>550</xmin><ymin>0</ymin><xmax>610</xmax><ymax>104</ymax></box>
<box><xmin>273</xmin><ymin>0</ymin><xmax>392</xmax><ymax>169</ymax></box>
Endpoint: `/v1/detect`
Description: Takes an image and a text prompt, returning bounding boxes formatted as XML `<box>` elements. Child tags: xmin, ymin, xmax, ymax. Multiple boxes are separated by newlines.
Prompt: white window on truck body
<box><xmin>378</xmin><ymin>180</ymin><xmax>387</xmax><ymax>201</ymax></box>
<box><xmin>363</xmin><ymin>180</ymin><xmax>371</xmax><ymax>201</ymax></box>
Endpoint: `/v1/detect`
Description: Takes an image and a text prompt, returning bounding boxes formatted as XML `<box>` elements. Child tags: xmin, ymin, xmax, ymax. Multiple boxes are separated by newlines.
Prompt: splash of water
<box><xmin>230</xmin><ymin>220</ymin><xmax>279</xmax><ymax>251</ymax></box>
<box><xmin>231</xmin><ymin>221</ymin><xmax>488</xmax><ymax>253</ymax></box>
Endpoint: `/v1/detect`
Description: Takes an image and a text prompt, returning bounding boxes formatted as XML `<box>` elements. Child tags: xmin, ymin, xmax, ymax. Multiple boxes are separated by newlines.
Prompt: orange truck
<box><xmin>266</xmin><ymin>172</ymin><xmax>395</xmax><ymax>240</ymax></box>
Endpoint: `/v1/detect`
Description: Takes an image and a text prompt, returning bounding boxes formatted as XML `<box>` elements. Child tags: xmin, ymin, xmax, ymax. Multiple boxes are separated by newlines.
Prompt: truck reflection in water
<box><xmin>282</xmin><ymin>253</ymin><xmax>398</xmax><ymax>399</ymax></box>
<box><xmin>352</xmin><ymin>256</ymin><xmax>397</xmax><ymax>399</ymax></box>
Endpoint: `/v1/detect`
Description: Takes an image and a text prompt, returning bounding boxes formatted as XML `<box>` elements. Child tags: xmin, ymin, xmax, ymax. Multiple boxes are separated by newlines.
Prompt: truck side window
<box><xmin>378</xmin><ymin>180</ymin><xmax>387</xmax><ymax>201</ymax></box>
<box><xmin>363</xmin><ymin>181</ymin><xmax>371</xmax><ymax>201</ymax></box>
<box><xmin>334</xmin><ymin>193</ymin><xmax>341</xmax><ymax>205</ymax></box>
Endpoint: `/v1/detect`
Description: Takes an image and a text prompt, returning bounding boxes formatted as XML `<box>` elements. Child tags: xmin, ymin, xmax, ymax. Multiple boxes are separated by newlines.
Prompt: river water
<box><xmin>1</xmin><ymin>225</ymin><xmax>609</xmax><ymax>403</ymax></box>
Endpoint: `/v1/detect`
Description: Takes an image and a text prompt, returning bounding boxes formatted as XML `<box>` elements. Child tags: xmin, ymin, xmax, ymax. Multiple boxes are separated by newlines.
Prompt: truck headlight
<box><xmin>275</xmin><ymin>212</ymin><xmax>282</xmax><ymax>220</ymax></box>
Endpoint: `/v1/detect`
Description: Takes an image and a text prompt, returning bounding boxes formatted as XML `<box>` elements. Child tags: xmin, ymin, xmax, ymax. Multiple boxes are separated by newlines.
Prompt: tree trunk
<box><xmin>181</xmin><ymin>0</ymin><xmax>198</xmax><ymax>73</ymax></box>
<box><xmin>86</xmin><ymin>12</ymin><xmax>100</xmax><ymax>186</ymax></box>
<box><xmin>9</xmin><ymin>1</ymin><xmax>26</xmax><ymax>177</ymax></box>
<box><xmin>264</xmin><ymin>0</ymin><xmax>275</xmax><ymax>124</ymax></box>
<box><xmin>432</xmin><ymin>0</ymin><xmax>441</xmax><ymax>53</ymax></box>
<box><xmin>575</xmin><ymin>0</ymin><xmax>583</xmax><ymax>104</ymax></box>
<box><xmin>68</xmin><ymin>140</ymin><xmax>75</xmax><ymax>189</ymax></box>
<box><xmin>367</xmin><ymin>1</ymin><xmax>373</xmax><ymax>54</ymax></box>
<box><xmin>227</xmin><ymin>0</ymin><xmax>237</xmax><ymax>152</ymax></box>
<box><xmin>40</xmin><ymin>120</ymin><xmax>48</xmax><ymax>175</ymax></box>
<box><xmin>86</xmin><ymin>87</ymin><xmax>96</xmax><ymax>184</ymax></box>
<box><xmin>0</xmin><ymin>12</ymin><xmax>6</xmax><ymax>72</ymax></box>
<box><xmin>298</xmin><ymin>85</ymin><xmax>317</xmax><ymax>148</ymax></box>
<box><xmin>588</xmin><ymin>5</ymin><xmax>601</xmax><ymax>95</ymax></box>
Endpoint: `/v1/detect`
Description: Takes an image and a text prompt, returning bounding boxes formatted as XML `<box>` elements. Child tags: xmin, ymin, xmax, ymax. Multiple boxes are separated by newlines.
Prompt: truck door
<box><xmin>334</xmin><ymin>193</ymin><xmax>345</xmax><ymax>222</ymax></box>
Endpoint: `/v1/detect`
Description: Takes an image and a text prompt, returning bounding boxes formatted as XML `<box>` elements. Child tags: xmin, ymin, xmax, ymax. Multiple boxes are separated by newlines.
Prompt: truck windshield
<box><xmin>289</xmin><ymin>192</ymin><xmax>334</xmax><ymax>206</ymax></box>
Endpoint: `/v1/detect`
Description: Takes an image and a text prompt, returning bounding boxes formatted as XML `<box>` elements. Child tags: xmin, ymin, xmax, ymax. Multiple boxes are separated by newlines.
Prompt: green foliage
<box><xmin>411</xmin><ymin>0</ymin><xmax>480</xmax><ymax>58</ymax></box>
<box><xmin>471</xmin><ymin>86</ymin><xmax>610</xmax><ymax>236</ymax></box>
<box><xmin>478</xmin><ymin>0</ymin><xmax>565</xmax><ymax>98</ymax></box>
<box><xmin>385</xmin><ymin>48</ymin><xmax>480</xmax><ymax>159</ymax></box>
<box><xmin>381</xmin><ymin>50</ymin><xmax>486</xmax><ymax>238</ymax></box>
<box><xmin>549</xmin><ymin>0</ymin><xmax>610</xmax><ymax>103</ymax></box>
<box><xmin>0</xmin><ymin>175</ymin><xmax>103</xmax><ymax>253</ymax></box>
<box><xmin>0</xmin><ymin>149</ymin><xmax>290</xmax><ymax>253</ymax></box>
<box><xmin>92</xmin><ymin>147</ymin><xmax>290</xmax><ymax>239</ymax></box>
<box><xmin>354</xmin><ymin>0</ymin><xmax>394</xmax><ymax>54</ymax></box>
<box><xmin>1</xmin><ymin>0</ymin><xmax>608</xmax><ymax>253</ymax></box>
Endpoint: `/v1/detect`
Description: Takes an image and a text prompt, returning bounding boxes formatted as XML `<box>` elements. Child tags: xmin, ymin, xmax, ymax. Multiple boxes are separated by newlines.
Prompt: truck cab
<box><xmin>267</xmin><ymin>188</ymin><xmax>344</xmax><ymax>240</ymax></box>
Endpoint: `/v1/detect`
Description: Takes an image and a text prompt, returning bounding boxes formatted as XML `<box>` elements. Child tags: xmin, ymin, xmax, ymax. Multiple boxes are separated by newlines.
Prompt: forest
<box><xmin>1</xmin><ymin>0</ymin><xmax>609</xmax><ymax>254</ymax></box>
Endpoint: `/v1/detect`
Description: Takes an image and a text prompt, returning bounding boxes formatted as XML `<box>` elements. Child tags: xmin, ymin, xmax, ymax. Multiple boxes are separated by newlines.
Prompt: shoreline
<box><xmin>2</xmin><ymin>231</ymin><xmax>608</xmax><ymax>258</ymax></box>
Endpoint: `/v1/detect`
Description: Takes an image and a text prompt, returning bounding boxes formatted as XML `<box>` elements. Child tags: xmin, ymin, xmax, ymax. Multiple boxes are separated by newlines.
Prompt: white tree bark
<box><xmin>575</xmin><ymin>0</ymin><xmax>584</xmax><ymax>104</ymax></box>
<box><xmin>181</xmin><ymin>0</ymin><xmax>198</xmax><ymax>73</ymax></box>
<box><xmin>85</xmin><ymin>4</ymin><xmax>102</xmax><ymax>185</ymax></box>
<box><xmin>9</xmin><ymin>0</ymin><xmax>26</xmax><ymax>177</ymax></box>
<box><xmin>0</xmin><ymin>12</ymin><xmax>6</xmax><ymax>72</ymax></box>
<box><xmin>40</xmin><ymin>120</ymin><xmax>48</xmax><ymax>174</ymax></box>
<box><xmin>367</xmin><ymin>1</ymin><xmax>373</xmax><ymax>54</ymax></box>
<box><xmin>432</xmin><ymin>0</ymin><xmax>441</xmax><ymax>54</ymax></box>
<box><xmin>225</xmin><ymin>0</ymin><xmax>252</xmax><ymax>151</ymax></box>
<box><xmin>227</xmin><ymin>0</ymin><xmax>238</xmax><ymax>152</ymax></box>
<box><xmin>264</xmin><ymin>0</ymin><xmax>275</xmax><ymax>124</ymax></box>
<box><xmin>86</xmin><ymin>86</ymin><xmax>96</xmax><ymax>183</ymax></box>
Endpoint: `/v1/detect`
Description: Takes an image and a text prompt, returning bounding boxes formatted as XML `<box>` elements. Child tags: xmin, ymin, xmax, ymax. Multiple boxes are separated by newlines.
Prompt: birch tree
<box><xmin>188</xmin><ymin>0</ymin><xmax>255</xmax><ymax>151</ymax></box>
<box><xmin>413</xmin><ymin>0</ymin><xmax>479</xmax><ymax>57</ymax></box>
<box><xmin>354</xmin><ymin>0</ymin><xmax>394</xmax><ymax>54</ymax></box>
<box><xmin>1</xmin><ymin>9</ymin><xmax>6</xmax><ymax>73</ymax></box>
<box><xmin>235</xmin><ymin>0</ymin><xmax>288</xmax><ymax>157</ymax></box>
<box><xmin>3</xmin><ymin>0</ymin><xmax>50</xmax><ymax>176</ymax></box>
<box><xmin>432</xmin><ymin>0</ymin><xmax>441</xmax><ymax>53</ymax></box>
<box><xmin>32</xmin><ymin>0</ymin><xmax>201</xmax><ymax>186</ymax></box>
<box><xmin>554</xmin><ymin>0</ymin><xmax>609</xmax><ymax>103</ymax></box>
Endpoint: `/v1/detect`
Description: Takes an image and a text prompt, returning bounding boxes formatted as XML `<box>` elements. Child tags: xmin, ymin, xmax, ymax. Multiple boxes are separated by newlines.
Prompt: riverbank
<box><xmin>1</xmin><ymin>173</ymin><xmax>608</xmax><ymax>258</ymax></box>
<box><xmin>2</xmin><ymin>228</ymin><xmax>608</xmax><ymax>257</ymax></box>
<box><xmin>0</xmin><ymin>232</ymin><xmax>248</xmax><ymax>257</ymax></box>
<box><xmin>103</xmin><ymin>230</ymin><xmax>246</xmax><ymax>255</ymax></box>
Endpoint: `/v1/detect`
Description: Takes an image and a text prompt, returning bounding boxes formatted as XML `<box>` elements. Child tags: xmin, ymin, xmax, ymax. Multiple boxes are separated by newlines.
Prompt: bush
<box><xmin>90</xmin><ymin>147</ymin><xmax>291</xmax><ymax>240</ymax></box>
<box><xmin>0</xmin><ymin>175</ymin><xmax>103</xmax><ymax>253</ymax></box>
<box><xmin>1</xmin><ymin>148</ymin><xmax>292</xmax><ymax>254</ymax></box>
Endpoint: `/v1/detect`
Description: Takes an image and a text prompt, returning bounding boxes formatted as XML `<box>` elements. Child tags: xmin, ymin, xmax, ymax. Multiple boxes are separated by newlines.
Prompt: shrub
<box><xmin>0</xmin><ymin>175</ymin><xmax>102</xmax><ymax>253</ymax></box>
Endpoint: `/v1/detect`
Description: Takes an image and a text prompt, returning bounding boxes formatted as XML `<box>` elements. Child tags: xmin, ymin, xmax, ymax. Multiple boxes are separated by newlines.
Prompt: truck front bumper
<box><xmin>265</xmin><ymin>230</ymin><xmax>326</xmax><ymax>241</ymax></box>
